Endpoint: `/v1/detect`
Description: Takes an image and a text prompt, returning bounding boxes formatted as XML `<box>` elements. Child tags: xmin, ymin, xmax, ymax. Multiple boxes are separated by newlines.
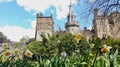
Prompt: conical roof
<box><xmin>65</xmin><ymin>1</ymin><xmax>79</xmax><ymax>28</ymax></box>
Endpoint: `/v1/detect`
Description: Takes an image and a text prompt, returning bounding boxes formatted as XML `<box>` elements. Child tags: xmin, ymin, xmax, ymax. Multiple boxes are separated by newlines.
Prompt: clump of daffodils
<box><xmin>76</xmin><ymin>34</ymin><xmax>82</xmax><ymax>43</ymax></box>
<box><xmin>25</xmin><ymin>49</ymin><xmax>33</xmax><ymax>57</ymax></box>
<box><xmin>1</xmin><ymin>43</ymin><xmax>33</xmax><ymax>62</ymax></box>
<box><xmin>101</xmin><ymin>45</ymin><xmax>112</xmax><ymax>53</ymax></box>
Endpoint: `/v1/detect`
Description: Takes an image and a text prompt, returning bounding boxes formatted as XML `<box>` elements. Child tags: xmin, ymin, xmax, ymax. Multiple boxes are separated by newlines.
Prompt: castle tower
<box><xmin>65</xmin><ymin>1</ymin><xmax>79</xmax><ymax>34</ymax></box>
<box><xmin>93</xmin><ymin>9</ymin><xmax>111</xmax><ymax>39</ymax></box>
<box><xmin>109</xmin><ymin>11</ymin><xmax>120</xmax><ymax>27</ymax></box>
<box><xmin>109</xmin><ymin>11</ymin><xmax>120</xmax><ymax>38</ymax></box>
<box><xmin>35</xmin><ymin>13</ymin><xmax>54</xmax><ymax>41</ymax></box>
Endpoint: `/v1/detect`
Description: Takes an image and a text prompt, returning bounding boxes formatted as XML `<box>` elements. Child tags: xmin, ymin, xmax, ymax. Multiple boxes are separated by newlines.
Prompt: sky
<box><xmin>0</xmin><ymin>0</ymin><xmax>94</xmax><ymax>42</ymax></box>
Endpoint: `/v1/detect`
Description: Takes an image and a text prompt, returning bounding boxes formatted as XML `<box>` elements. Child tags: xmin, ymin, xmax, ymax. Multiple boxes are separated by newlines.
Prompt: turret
<box><xmin>94</xmin><ymin>8</ymin><xmax>99</xmax><ymax>17</ymax></box>
<box><xmin>65</xmin><ymin>0</ymin><xmax>80</xmax><ymax>34</ymax></box>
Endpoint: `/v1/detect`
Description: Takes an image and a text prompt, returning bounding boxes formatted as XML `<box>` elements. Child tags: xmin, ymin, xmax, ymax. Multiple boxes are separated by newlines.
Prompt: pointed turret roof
<box><xmin>65</xmin><ymin>0</ymin><xmax>79</xmax><ymax>28</ymax></box>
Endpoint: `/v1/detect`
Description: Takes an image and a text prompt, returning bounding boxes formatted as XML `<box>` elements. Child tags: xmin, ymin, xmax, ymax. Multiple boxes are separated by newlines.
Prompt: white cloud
<box><xmin>16</xmin><ymin>0</ymin><xmax>77</xmax><ymax>20</ymax></box>
<box><xmin>88</xmin><ymin>26</ymin><xmax>92</xmax><ymax>30</ymax></box>
<box><xmin>0</xmin><ymin>20</ymin><xmax>36</xmax><ymax>42</ymax></box>
<box><xmin>0</xmin><ymin>0</ymin><xmax>13</xmax><ymax>3</ymax></box>
<box><xmin>31</xmin><ymin>20</ymin><xmax>36</xmax><ymax>29</ymax></box>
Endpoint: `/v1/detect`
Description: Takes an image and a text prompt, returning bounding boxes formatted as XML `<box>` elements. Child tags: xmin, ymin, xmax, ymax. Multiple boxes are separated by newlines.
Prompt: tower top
<box><xmin>67</xmin><ymin>0</ymin><xmax>75</xmax><ymax>22</ymax></box>
<box><xmin>69</xmin><ymin>0</ymin><xmax>72</xmax><ymax>10</ymax></box>
<box><xmin>37</xmin><ymin>13</ymin><xmax>43</xmax><ymax>18</ymax></box>
<box><xmin>65</xmin><ymin>0</ymin><xmax>79</xmax><ymax>29</ymax></box>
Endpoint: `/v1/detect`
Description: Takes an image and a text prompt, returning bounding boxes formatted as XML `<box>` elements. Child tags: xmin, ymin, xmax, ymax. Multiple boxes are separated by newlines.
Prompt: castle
<box><xmin>93</xmin><ymin>8</ymin><xmax>120</xmax><ymax>39</ymax></box>
<box><xmin>35</xmin><ymin>4</ymin><xmax>120</xmax><ymax>41</ymax></box>
<box><xmin>35</xmin><ymin>13</ymin><xmax>54</xmax><ymax>41</ymax></box>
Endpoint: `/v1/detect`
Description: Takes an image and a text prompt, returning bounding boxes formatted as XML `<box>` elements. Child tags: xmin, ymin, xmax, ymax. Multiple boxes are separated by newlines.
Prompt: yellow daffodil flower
<box><xmin>2</xmin><ymin>43</ymin><xmax>8</xmax><ymax>49</ymax></box>
<box><xmin>25</xmin><ymin>49</ymin><xmax>33</xmax><ymax>57</ymax></box>
<box><xmin>14</xmin><ymin>48</ymin><xmax>19</xmax><ymax>55</ymax></box>
<box><xmin>57</xmin><ymin>40</ymin><xmax>61</xmax><ymax>44</ymax></box>
<box><xmin>4</xmin><ymin>50</ymin><xmax>11</xmax><ymax>57</ymax></box>
<box><xmin>90</xmin><ymin>44</ymin><xmax>95</xmax><ymax>48</ymax></box>
<box><xmin>76</xmin><ymin>34</ymin><xmax>82</xmax><ymax>42</ymax></box>
<box><xmin>15</xmin><ymin>55</ymin><xmax>22</xmax><ymax>60</ymax></box>
<box><xmin>101</xmin><ymin>45</ymin><xmax>112</xmax><ymax>53</ymax></box>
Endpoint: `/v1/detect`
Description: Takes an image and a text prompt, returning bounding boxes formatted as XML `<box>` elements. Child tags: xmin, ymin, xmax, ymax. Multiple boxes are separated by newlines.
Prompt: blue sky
<box><xmin>0</xmin><ymin>0</ymin><xmax>34</xmax><ymax>28</ymax></box>
<box><xmin>0</xmin><ymin>0</ymin><xmax>93</xmax><ymax>42</ymax></box>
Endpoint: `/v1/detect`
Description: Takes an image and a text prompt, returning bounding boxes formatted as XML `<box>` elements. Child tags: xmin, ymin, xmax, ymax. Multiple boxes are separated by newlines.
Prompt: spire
<box><xmin>69</xmin><ymin>0</ymin><xmax>72</xmax><ymax>12</ymax></box>
<box><xmin>65</xmin><ymin>0</ymin><xmax>79</xmax><ymax>34</ymax></box>
<box><xmin>67</xmin><ymin>0</ymin><xmax>75</xmax><ymax>22</ymax></box>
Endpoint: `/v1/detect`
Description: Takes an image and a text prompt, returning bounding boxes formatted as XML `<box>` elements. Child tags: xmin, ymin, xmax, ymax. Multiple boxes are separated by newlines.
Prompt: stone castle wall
<box><xmin>93</xmin><ymin>9</ymin><xmax>120</xmax><ymax>39</ymax></box>
<box><xmin>35</xmin><ymin>14</ymin><xmax>54</xmax><ymax>41</ymax></box>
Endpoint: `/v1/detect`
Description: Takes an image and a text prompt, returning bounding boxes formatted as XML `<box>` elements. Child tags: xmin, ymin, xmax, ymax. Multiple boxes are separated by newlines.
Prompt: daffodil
<box><xmin>14</xmin><ymin>48</ymin><xmax>19</xmax><ymax>55</ymax></box>
<box><xmin>2</xmin><ymin>43</ymin><xmax>8</xmax><ymax>49</ymax></box>
<box><xmin>110</xmin><ymin>49</ymin><xmax>118</xmax><ymax>61</ymax></box>
<box><xmin>15</xmin><ymin>55</ymin><xmax>22</xmax><ymax>60</ymax></box>
<box><xmin>89</xmin><ymin>53</ymin><xmax>93</xmax><ymax>56</ymax></box>
<box><xmin>90</xmin><ymin>44</ymin><xmax>95</xmax><ymax>48</ymax></box>
<box><xmin>20</xmin><ymin>51</ymin><xmax>24</xmax><ymax>55</ymax></box>
<box><xmin>76</xmin><ymin>34</ymin><xmax>82</xmax><ymax>42</ymax></box>
<box><xmin>4</xmin><ymin>50</ymin><xmax>11</xmax><ymax>57</ymax></box>
<box><xmin>25</xmin><ymin>49</ymin><xmax>33</xmax><ymax>57</ymax></box>
<box><xmin>57</xmin><ymin>40</ymin><xmax>61</xmax><ymax>44</ymax></box>
<box><xmin>101</xmin><ymin>45</ymin><xmax>112</xmax><ymax>53</ymax></box>
<box><xmin>45</xmin><ymin>59</ymin><xmax>50</xmax><ymax>65</ymax></box>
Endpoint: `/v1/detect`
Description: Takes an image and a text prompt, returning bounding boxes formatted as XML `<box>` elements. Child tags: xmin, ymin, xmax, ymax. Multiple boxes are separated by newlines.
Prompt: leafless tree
<box><xmin>76</xmin><ymin>0</ymin><xmax>120</xmax><ymax>28</ymax></box>
<box><xmin>78</xmin><ymin>0</ymin><xmax>120</xmax><ymax>15</ymax></box>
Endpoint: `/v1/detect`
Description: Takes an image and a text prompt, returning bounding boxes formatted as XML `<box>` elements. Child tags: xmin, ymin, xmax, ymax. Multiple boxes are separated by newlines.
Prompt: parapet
<box><xmin>37</xmin><ymin>13</ymin><xmax>44</xmax><ymax>18</ymax></box>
